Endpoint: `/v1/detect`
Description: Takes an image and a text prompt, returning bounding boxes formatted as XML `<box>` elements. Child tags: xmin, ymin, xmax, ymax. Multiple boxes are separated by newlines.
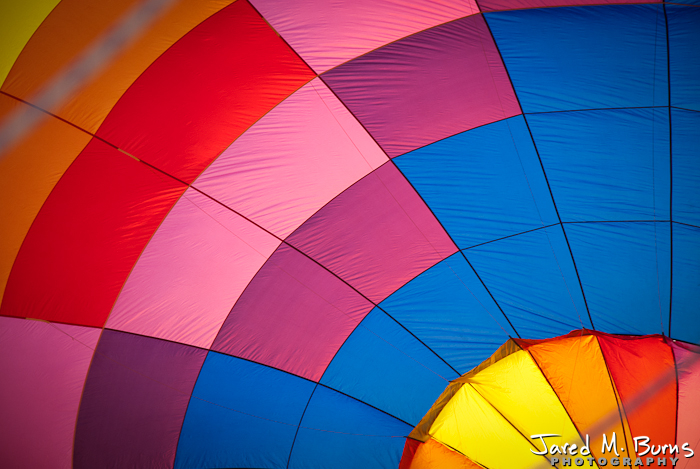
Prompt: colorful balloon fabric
<box><xmin>0</xmin><ymin>1</ymin><xmax>699</xmax><ymax>468</ymax></box>
<box><xmin>400</xmin><ymin>330</ymin><xmax>700</xmax><ymax>469</ymax></box>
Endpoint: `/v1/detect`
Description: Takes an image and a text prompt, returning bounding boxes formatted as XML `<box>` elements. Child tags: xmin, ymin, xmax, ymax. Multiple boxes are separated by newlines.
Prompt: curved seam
<box><xmin>480</xmin><ymin>12</ymin><xmax>595</xmax><ymax>329</ymax></box>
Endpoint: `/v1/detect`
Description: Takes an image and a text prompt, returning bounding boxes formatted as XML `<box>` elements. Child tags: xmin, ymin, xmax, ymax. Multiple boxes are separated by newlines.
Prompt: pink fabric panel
<box><xmin>479</xmin><ymin>0</ymin><xmax>659</xmax><ymax>13</ymax></box>
<box><xmin>106</xmin><ymin>188</ymin><xmax>280</xmax><ymax>349</ymax></box>
<box><xmin>321</xmin><ymin>14</ymin><xmax>520</xmax><ymax>158</ymax></box>
<box><xmin>212</xmin><ymin>243</ymin><xmax>373</xmax><ymax>382</ymax></box>
<box><xmin>286</xmin><ymin>162</ymin><xmax>457</xmax><ymax>304</ymax></box>
<box><xmin>250</xmin><ymin>0</ymin><xmax>479</xmax><ymax>74</ymax></box>
<box><xmin>194</xmin><ymin>78</ymin><xmax>388</xmax><ymax>238</ymax></box>
<box><xmin>672</xmin><ymin>340</ymin><xmax>700</xmax><ymax>467</ymax></box>
<box><xmin>0</xmin><ymin>317</ymin><xmax>100</xmax><ymax>469</ymax></box>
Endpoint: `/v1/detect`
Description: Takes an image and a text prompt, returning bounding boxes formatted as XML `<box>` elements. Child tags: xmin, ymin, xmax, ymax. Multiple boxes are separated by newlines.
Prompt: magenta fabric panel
<box><xmin>212</xmin><ymin>243</ymin><xmax>373</xmax><ymax>382</ymax></box>
<box><xmin>0</xmin><ymin>317</ymin><xmax>99</xmax><ymax>469</ymax></box>
<box><xmin>106</xmin><ymin>188</ymin><xmax>281</xmax><ymax>349</ymax></box>
<box><xmin>479</xmin><ymin>0</ymin><xmax>659</xmax><ymax>13</ymax></box>
<box><xmin>321</xmin><ymin>14</ymin><xmax>520</xmax><ymax>158</ymax></box>
<box><xmin>286</xmin><ymin>162</ymin><xmax>457</xmax><ymax>304</ymax></box>
<box><xmin>194</xmin><ymin>78</ymin><xmax>388</xmax><ymax>239</ymax></box>
<box><xmin>73</xmin><ymin>330</ymin><xmax>206</xmax><ymax>469</ymax></box>
<box><xmin>250</xmin><ymin>0</ymin><xmax>479</xmax><ymax>74</ymax></box>
<box><xmin>671</xmin><ymin>340</ymin><xmax>700</xmax><ymax>461</ymax></box>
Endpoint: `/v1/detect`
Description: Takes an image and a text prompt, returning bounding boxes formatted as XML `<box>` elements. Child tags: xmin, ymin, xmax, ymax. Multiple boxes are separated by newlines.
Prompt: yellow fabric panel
<box><xmin>410</xmin><ymin>438</ymin><xmax>482</xmax><ymax>469</ymax></box>
<box><xmin>528</xmin><ymin>334</ymin><xmax>635</xmax><ymax>461</ymax></box>
<box><xmin>411</xmin><ymin>339</ymin><xmax>522</xmax><ymax>442</ymax></box>
<box><xmin>0</xmin><ymin>0</ymin><xmax>60</xmax><ymax>87</ymax></box>
<box><xmin>0</xmin><ymin>95</ymin><xmax>91</xmax><ymax>303</ymax></box>
<box><xmin>429</xmin><ymin>382</ymin><xmax>550</xmax><ymax>469</ymax></box>
<box><xmin>467</xmin><ymin>349</ymin><xmax>592</xmax><ymax>466</ymax></box>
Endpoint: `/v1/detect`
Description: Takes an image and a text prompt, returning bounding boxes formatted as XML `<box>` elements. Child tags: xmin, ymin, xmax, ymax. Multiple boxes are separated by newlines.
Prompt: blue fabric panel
<box><xmin>320</xmin><ymin>308</ymin><xmax>458</xmax><ymax>426</ymax></box>
<box><xmin>565</xmin><ymin>222</ymin><xmax>670</xmax><ymax>335</ymax></box>
<box><xmin>175</xmin><ymin>352</ymin><xmax>315</xmax><ymax>469</ymax></box>
<box><xmin>671</xmin><ymin>224</ymin><xmax>700</xmax><ymax>343</ymax></box>
<box><xmin>527</xmin><ymin>108</ymin><xmax>670</xmax><ymax>222</ymax></box>
<box><xmin>486</xmin><ymin>5</ymin><xmax>668</xmax><ymax>112</ymax></box>
<box><xmin>379</xmin><ymin>252</ymin><xmax>514</xmax><ymax>373</ymax></box>
<box><xmin>394</xmin><ymin>116</ymin><xmax>557</xmax><ymax>249</ymax></box>
<box><xmin>288</xmin><ymin>386</ymin><xmax>411</xmax><ymax>469</ymax></box>
<box><xmin>668</xmin><ymin>6</ymin><xmax>700</xmax><ymax>111</ymax></box>
<box><xmin>465</xmin><ymin>225</ymin><xmax>591</xmax><ymax>338</ymax></box>
<box><xmin>671</xmin><ymin>108</ymin><xmax>700</xmax><ymax>226</ymax></box>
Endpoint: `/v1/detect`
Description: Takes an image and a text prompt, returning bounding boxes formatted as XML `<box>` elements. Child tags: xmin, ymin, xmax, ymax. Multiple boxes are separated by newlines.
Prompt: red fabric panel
<box><xmin>598</xmin><ymin>334</ymin><xmax>677</xmax><ymax>466</ymax></box>
<box><xmin>96</xmin><ymin>0</ymin><xmax>315</xmax><ymax>184</ymax></box>
<box><xmin>286</xmin><ymin>162</ymin><xmax>457</xmax><ymax>304</ymax></box>
<box><xmin>399</xmin><ymin>438</ymin><xmax>420</xmax><ymax>469</ymax></box>
<box><xmin>1</xmin><ymin>138</ymin><xmax>185</xmax><ymax>327</ymax></box>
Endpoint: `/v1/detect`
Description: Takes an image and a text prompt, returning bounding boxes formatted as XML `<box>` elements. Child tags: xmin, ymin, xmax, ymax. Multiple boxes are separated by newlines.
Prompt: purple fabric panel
<box><xmin>250</xmin><ymin>0</ymin><xmax>479</xmax><ymax>74</ymax></box>
<box><xmin>73</xmin><ymin>330</ymin><xmax>206</xmax><ymax>469</ymax></box>
<box><xmin>322</xmin><ymin>14</ymin><xmax>520</xmax><ymax>158</ymax></box>
<box><xmin>212</xmin><ymin>243</ymin><xmax>373</xmax><ymax>382</ymax></box>
<box><xmin>286</xmin><ymin>162</ymin><xmax>457</xmax><ymax>304</ymax></box>
<box><xmin>0</xmin><ymin>317</ymin><xmax>99</xmax><ymax>469</ymax></box>
<box><xmin>479</xmin><ymin>0</ymin><xmax>659</xmax><ymax>12</ymax></box>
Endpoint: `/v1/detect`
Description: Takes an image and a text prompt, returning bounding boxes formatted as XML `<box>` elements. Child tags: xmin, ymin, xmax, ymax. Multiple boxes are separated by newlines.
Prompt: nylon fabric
<box><xmin>1</xmin><ymin>138</ymin><xmax>186</xmax><ymax>327</ymax></box>
<box><xmin>527</xmin><ymin>108</ymin><xmax>670</xmax><ymax>222</ymax></box>
<box><xmin>288</xmin><ymin>385</ymin><xmax>412</xmax><ymax>469</ymax></box>
<box><xmin>320</xmin><ymin>308</ymin><xmax>458</xmax><ymax>425</ymax></box>
<box><xmin>0</xmin><ymin>0</ymin><xmax>59</xmax><ymax>87</ymax></box>
<box><xmin>670</xmin><ymin>224</ymin><xmax>700</xmax><ymax>343</ymax></box>
<box><xmin>526</xmin><ymin>334</ymin><xmax>637</xmax><ymax>462</ymax></box>
<box><xmin>402</xmin><ymin>438</ymin><xmax>482</xmax><ymax>469</ymax></box>
<box><xmin>564</xmin><ymin>222</ymin><xmax>671</xmax><ymax>335</ymax></box>
<box><xmin>379</xmin><ymin>252</ymin><xmax>515</xmax><ymax>373</ymax></box>
<box><xmin>0</xmin><ymin>317</ymin><xmax>100</xmax><ymax>469</ymax></box>
<box><xmin>0</xmin><ymin>95</ymin><xmax>91</xmax><ymax>304</ymax></box>
<box><xmin>73</xmin><ymin>330</ymin><xmax>207</xmax><ymax>469</ymax></box>
<box><xmin>193</xmin><ymin>77</ymin><xmax>387</xmax><ymax>239</ymax></box>
<box><xmin>394</xmin><ymin>116</ymin><xmax>557</xmax><ymax>249</ymax></box>
<box><xmin>175</xmin><ymin>352</ymin><xmax>315</xmax><ymax>469</ymax></box>
<box><xmin>486</xmin><ymin>5</ymin><xmax>668</xmax><ymax>112</ymax></box>
<box><xmin>322</xmin><ymin>14</ymin><xmax>519</xmax><ymax>158</ymax></box>
<box><xmin>251</xmin><ymin>0</ymin><xmax>479</xmax><ymax>74</ymax></box>
<box><xmin>106</xmin><ymin>187</ymin><xmax>281</xmax><ymax>349</ymax></box>
<box><xmin>285</xmin><ymin>162</ymin><xmax>457</xmax><ymax>305</ymax></box>
<box><xmin>671</xmin><ymin>108</ymin><xmax>700</xmax><ymax>227</ymax></box>
<box><xmin>597</xmin><ymin>335</ymin><xmax>677</xmax><ymax>468</ymax></box>
<box><xmin>95</xmin><ymin>0</ymin><xmax>315</xmax><ymax>184</ymax></box>
<box><xmin>212</xmin><ymin>243</ymin><xmax>373</xmax><ymax>382</ymax></box>
<box><xmin>429</xmin><ymin>382</ymin><xmax>551</xmax><ymax>469</ymax></box>
<box><xmin>670</xmin><ymin>341</ymin><xmax>700</xmax><ymax>469</ymax></box>
<box><xmin>467</xmin><ymin>350</ymin><xmax>592</xmax><ymax>466</ymax></box>
<box><xmin>668</xmin><ymin>6</ymin><xmax>700</xmax><ymax>111</ymax></box>
<box><xmin>466</xmin><ymin>225</ymin><xmax>590</xmax><ymax>338</ymax></box>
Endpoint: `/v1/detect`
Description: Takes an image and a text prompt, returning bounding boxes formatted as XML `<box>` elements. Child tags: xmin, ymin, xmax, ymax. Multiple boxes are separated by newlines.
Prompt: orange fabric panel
<box><xmin>0</xmin><ymin>95</ymin><xmax>91</xmax><ymax>304</ymax></box>
<box><xmin>409</xmin><ymin>439</ymin><xmax>481</xmax><ymax>469</ymax></box>
<box><xmin>1</xmin><ymin>0</ymin><xmax>139</xmax><ymax>99</ymax></box>
<box><xmin>598</xmin><ymin>334</ymin><xmax>676</xmax><ymax>467</ymax></box>
<box><xmin>54</xmin><ymin>0</ymin><xmax>235</xmax><ymax>133</ymax></box>
<box><xmin>527</xmin><ymin>334</ymin><xmax>634</xmax><ymax>460</ymax></box>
